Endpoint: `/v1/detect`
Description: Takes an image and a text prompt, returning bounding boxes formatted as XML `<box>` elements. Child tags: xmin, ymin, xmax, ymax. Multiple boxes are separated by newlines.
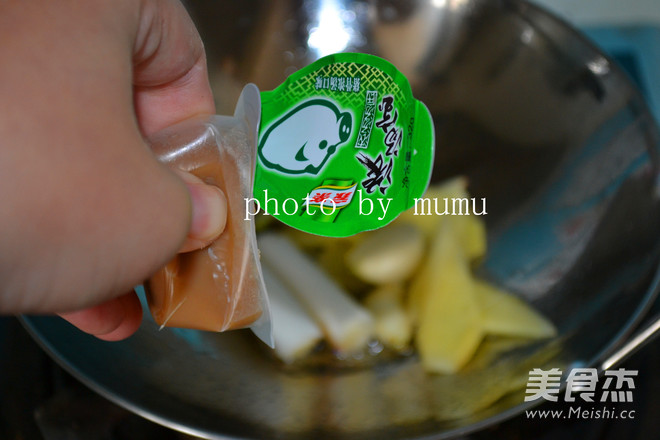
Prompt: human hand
<box><xmin>0</xmin><ymin>0</ymin><xmax>225</xmax><ymax>340</ymax></box>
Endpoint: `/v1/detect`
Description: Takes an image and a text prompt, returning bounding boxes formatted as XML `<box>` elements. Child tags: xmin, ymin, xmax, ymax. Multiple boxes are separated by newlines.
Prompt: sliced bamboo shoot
<box><xmin>262</xmin><ymin>264</ymin><xmax>323</xmax><ymax>363</ymax></box>
<box><xmin>413</xmin><ymin>220</ymin><xmax>483</xmax><ymax>374</ymax></box>
<box><xmin>258</xmin><ymin>233</ymin><xmax>374</xmax><ymax>354</ymax></box>
<box><xmin>474</xmin><ymin>280</ymin><xmax>557</xmax><ymax>339</ymax></box>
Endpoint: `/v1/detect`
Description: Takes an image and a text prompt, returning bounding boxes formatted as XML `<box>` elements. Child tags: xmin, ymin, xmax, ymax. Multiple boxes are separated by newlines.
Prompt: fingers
<box><xmin>175</xmin><ymin>170</ymin><xmax>227</xmax><ymax>253</ymax></box>
<box><xmin>59</xmin><ymin>292</ymin><xmax>143</xmax><ymax>341</ymax></box>
<box><xmin>58</xmin><ymin>171</ymin><xmax>227</xmax><ymax>340</ymax></box>
<box><xmin>133</xmin><ymin>0</ymin><xmax>216</xmax><ymax>136</ymax></box>
<box><xmin>0</xmin><ymin>0</ymin><xmax>195</xmax><ymax>313</ymax></box>
<box><xmin>0</xmin><ymin>0</ymin><xmax>220</xmax><ymax>323</ymax></box>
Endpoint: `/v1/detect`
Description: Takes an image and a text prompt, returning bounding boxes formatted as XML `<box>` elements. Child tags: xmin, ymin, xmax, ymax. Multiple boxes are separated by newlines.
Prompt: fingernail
<box><xmin>187</xmin><ymin>182</ymin><xmax>227</xmax><ymax>242</ymax></box>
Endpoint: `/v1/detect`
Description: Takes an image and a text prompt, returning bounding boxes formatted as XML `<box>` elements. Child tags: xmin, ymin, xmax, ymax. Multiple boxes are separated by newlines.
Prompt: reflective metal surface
<box><xmin>22</xmin><ymin>0</ymin><xmax>660</xmax><ymax>438</ymax></box>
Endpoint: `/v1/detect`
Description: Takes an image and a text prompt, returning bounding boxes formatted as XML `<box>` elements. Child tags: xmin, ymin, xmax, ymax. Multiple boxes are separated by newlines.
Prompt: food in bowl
<box><xmin>260</xmin><ymin>177</ymin><xmax>557</xmax><ymax>373</ymax></box>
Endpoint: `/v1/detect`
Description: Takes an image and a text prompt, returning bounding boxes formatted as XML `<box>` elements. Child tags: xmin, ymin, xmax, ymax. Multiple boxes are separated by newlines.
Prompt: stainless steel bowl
<box><xmin>22</xmin><ymin>0</ymin><xmax>660</xmax><ymax>438</ymax></box>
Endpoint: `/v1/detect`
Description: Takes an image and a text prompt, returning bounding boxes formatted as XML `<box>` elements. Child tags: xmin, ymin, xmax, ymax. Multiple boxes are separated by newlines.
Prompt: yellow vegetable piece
<box><xmin>346</xmin><ymin>223</ymin><xmax>425</xmax><ymax>285</ymax></box>
<box><xmin>474</xmin><ymin>280</ymin><xmax>557</xmax><ymax>339</ymax></box>
<box><xmin>461</xmin><ymin>214</ymin><xmax>487</xmax><ymax>260</ymax></box>
<box><xmin>397</xmin><ymin>177</ymin><xmax>468</xmax><ymax>237</ymax></box>
<box><xmin>406</xmin><ymin>249</ymin><xmax>430</xmax><ymax>325</ymax></box>
<box><xmin>413</xmin><ymin>220</ymin><xmax>483</xmax><ymax>374</ymax></box>
<box><xmin>406</xmin><ymin>214</ymin><xmax>486</xmax><ymax>323</ymax></box>
<box><xmin>364</xmin><ymin>284</ymin><xmax>413</xmax><ymax>351</ymax></box>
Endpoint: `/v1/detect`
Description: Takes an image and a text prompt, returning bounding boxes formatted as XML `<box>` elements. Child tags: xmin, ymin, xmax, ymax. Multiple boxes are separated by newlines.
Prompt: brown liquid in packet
<box><xmin>144</xmin><ymin>85</ymin><xmax>272</xmax><ymax>346</ymax></box>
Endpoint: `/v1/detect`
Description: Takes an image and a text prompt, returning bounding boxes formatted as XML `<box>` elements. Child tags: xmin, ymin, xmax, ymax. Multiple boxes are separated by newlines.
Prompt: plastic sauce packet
<box><xmin>143</xmin><ymin>53</ymin><xmax>433</xmax><ymax>344</ymax></box>
<box><xmin>254</xmin><ymin>53</ymin><xmax>435</xmax><ymax>237</ymax></box>
<box><xmin>144</xmin><ymin>85</ymin><xmax>273</xmax><ymax>347</ymax></box>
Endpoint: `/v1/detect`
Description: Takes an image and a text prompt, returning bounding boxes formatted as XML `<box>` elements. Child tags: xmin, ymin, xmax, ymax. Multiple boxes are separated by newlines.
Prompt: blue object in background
<box><xmin>583</xmin><ymin>26</ymin><xmax>660</xmax><ymax>125</ymax></box>
<box><xmin>483</xmin><ymin>25</ymin><xmax>660</xmax><ymax>299</ymax></box>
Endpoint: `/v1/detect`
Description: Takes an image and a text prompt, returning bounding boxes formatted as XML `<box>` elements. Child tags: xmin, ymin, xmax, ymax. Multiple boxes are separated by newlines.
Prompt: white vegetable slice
<box><xmin>262</xmin><ymin>264</ymin><xmax>323</xmax><ymax>363</ymax></box>
<box><xmin>258</xmin><ymin>233</ymin><xmax>374</xmax><ymax>354</ymax></box>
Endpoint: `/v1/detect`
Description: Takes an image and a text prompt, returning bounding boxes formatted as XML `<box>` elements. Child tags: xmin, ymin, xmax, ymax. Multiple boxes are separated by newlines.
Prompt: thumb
<box><xmin>54</xmin><ymin>165</ymin><xmax>227</xmax><ymax>341</ymax></box>
<box><xmin>175</xmin><ymin>170</ymin><xmax>228</xmax><ymax>253</ymax></box>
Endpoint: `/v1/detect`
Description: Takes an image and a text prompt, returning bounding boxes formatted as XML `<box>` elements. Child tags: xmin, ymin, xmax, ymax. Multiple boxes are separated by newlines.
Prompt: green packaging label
<box><xmin>254</xmin><ymin>53</ymin><xmax>435</xmax><ymax>237</ymax></box>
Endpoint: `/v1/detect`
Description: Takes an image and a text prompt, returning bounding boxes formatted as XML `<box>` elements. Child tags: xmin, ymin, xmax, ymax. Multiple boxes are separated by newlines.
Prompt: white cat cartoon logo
<box><xmin>258</xmin><ymin>99</ymin><xmax>353</xmax><ymax>175</ymax></box>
